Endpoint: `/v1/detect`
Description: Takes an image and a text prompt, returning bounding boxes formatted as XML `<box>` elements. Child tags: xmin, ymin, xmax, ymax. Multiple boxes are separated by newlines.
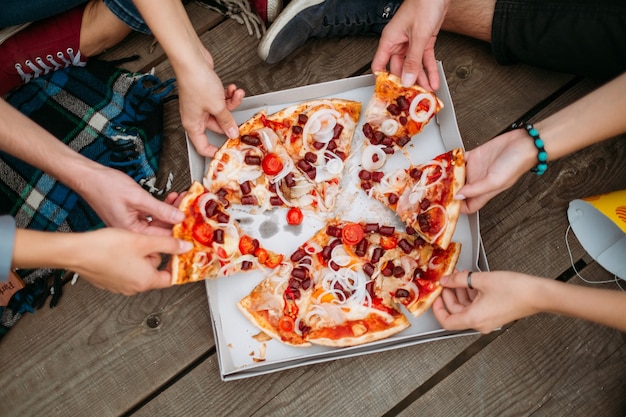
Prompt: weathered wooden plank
<box><xmin>0</xmin><ymin>279</ymin><xmax>213</xmax><ymax>417</ymax></box>
<box><xmin>434</xmin><ymin>32</ymin><xmax>575</xmax><ymax>149</ymax></box>
<box><xmin>396</xmin><ymin>264</ymin><xmax>626</xmax><ymax>416</ymax></box>
<box><xmin>133</xmin><ymin>333</ymin><xmax>478</xmax><ymax>417</ymax></box>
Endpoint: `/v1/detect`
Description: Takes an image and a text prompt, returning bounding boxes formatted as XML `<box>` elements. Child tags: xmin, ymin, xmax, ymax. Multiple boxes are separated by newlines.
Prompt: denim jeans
<box><xmin>1</xmin><ymin>0</ymin><xmax>150</xmax><ymax>33</ymax></box>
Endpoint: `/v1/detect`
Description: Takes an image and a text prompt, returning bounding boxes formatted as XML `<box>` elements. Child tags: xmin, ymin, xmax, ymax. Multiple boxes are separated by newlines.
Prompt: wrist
<box><xmin>511</xmin><ymin>122</ymin><xmax>549</xmax><ymax>175</ymax></box>
<box><xmin>503</xmin><ymin>128</ymin><xmax>539</xmax><ymax>174</ymax></box>
<box><xmin>13</xmin><ymin>230</ymin><xmax>74</xmax><ymax>270</ymax></box>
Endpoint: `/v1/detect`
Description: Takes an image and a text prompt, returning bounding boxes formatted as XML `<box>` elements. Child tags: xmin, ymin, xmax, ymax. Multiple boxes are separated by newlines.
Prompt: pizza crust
<box><xmin>307</xmin><ymin>316</ymin><xmax>410</xmax><ymax>347</ymax></box>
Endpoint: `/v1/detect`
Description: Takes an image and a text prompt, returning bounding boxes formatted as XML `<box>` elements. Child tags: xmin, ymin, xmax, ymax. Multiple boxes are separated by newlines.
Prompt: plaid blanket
<box><xmin>0</xmin><ymin>60</ymin><xmax>175</xmax><ymax>338</ymax></box>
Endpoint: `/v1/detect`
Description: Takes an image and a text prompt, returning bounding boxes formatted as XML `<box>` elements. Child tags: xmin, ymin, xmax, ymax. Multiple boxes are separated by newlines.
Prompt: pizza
<box><xmin>361</xmin><ymin>148</ymin><xmax>465</xmax><ymax>250</ymax></box>
<box><xmin>171</xmin><ymin>181</ymin><xmax>284</xmax><ymax>284</ymax></box>
<box><xmin>172</xmin><ymin>86</ymin><xmax>466</xmax><ymax>349</ymax></box>
<box><xmin>204</xmin><ymin>99</ymin><xmax>361</xmax><ymax>213</ymax></box>
<box><xmin>361</xmin><ymin>71</ymin><xmax>443</xmax><ymax>153</ymax></box>
<box><xmin>238</xmin><ymin>220</ymin><xmax>461</xmax><ymax>347</ymax></box>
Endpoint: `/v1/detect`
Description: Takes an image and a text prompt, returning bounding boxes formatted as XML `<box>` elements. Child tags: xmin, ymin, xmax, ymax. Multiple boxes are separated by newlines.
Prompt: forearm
<box><xmin>536</xmin><ymin>72</ymin><xmax>626</xmax><ymax>161</ymax></box>
<box><xmin>0</xmin><ymin>99</ymin><xmax>107</xmax><ymax>198</ymax></box>
<box><xmin>132</xmin><ymin>0</ymin><xmax>208</xmax><ymax>73</ymax></box>
<box><xmin>536</xmin><ymin>278</ymin><xmax>626</xmax><ymax>332</ymax></box>
<box><xmin>12</xmin><ymin>229</ymin><xmax>85</xmax><ymax>271</ymax></box>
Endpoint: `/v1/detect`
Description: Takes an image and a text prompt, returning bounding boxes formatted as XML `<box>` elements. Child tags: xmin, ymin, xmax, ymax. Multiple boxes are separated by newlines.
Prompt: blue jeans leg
<box><xmin>1</xmin><ymin>0</ymin><xmax>149</xmax><ymax>34</ymax></box>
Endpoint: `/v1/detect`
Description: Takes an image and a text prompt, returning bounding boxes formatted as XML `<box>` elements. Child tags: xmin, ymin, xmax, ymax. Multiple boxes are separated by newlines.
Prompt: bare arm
<box><xmin>459</xmin><ymin>72</ymin><xmax>626</xmax><ymax>213</ymax></box>
<box><xmin>132</xmin><ymin>0</ymin><xmax>244</xmax><ymax>157</ymax></box>
<box><xmin>12</xmin><ymin>228</ymin><xmax>192</xmax><ymax>295</ymax></box>
<box><xmin>433</xmin><ymin>271</ymin><xmax>626</xmax><ymax>333</ymax></box>
<box><xmin>0</xmin><ymin>99</ymin><xmax>184</xmax><ymax>233</ymax></box>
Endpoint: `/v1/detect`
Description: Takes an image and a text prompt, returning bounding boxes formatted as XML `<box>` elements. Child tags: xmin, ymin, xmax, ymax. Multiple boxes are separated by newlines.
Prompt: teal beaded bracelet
<box><xmin>513</xmin><ymin>122</ymin><xmax>548</xmax><ymax>175</ymax></box>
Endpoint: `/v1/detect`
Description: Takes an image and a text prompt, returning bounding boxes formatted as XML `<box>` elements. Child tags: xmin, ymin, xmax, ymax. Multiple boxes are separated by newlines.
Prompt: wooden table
<box><xmin>2</xmin><ymin>4</ymin><xmax>625</xmax><ymax>416</ymax></box>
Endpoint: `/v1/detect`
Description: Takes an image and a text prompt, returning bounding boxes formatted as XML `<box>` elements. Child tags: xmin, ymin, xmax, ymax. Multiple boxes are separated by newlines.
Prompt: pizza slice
<box><xmin>171</xmin><ymin>181</ymin><xmax>284</xmax><ymax>284</ymax></box>
<box><xmin>238</xmin><ymin>262</ymin><xmax>312</xmax><ymax>347</ymax></box>
<box><xmin>266</xmin><ymin>99</ymin><xmax>362</xmax><ymax>211</ymax></box>
<box><xmin>374</xmin><ymin>232</ymin><xmax>461</xmax><ymax>317</ymax></box>
<box><xmin>362</xmin><ymin>71</ymin><xmax>443</xmax><ymax>153</ymax></box>
<box><xmin>238</xmin><ymin>220</ymin><xmax>412</xmax><ymax>348</ymax></box>
<box><xmin>362</xmin><ymin>148</ymin><xmax>466</xmax><ymax>250</ymax></box>
<box><xmin>204</xmin><ymin>112</ymin><xmax>324</xmax><ymax>212</ymax></box>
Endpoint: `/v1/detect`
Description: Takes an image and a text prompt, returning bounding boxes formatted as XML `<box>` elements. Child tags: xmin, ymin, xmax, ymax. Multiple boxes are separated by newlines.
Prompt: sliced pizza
<box><xmin>375</xmin><ymin>234</ymin><xmax>461</xmax><ymax>317</ymax></box>
<box><xmin>362</xmin><ymin>148</ymin><xmax>466</xmax><ymax>249</ymax></box>
<box><xmin>171</xmin><ymin>181</ymin><xmax>284</xmax><ymax>284</ymax></box>
<box><xmin>239</xmin><ymin>220</ymin><xmax>460</xmax><ymax>348</ymax></box>
<box><xmin>238</xmin><ymin>262</ymin><xmax>312</xmax><ymax>347</ymax></box>
<box><xmin>362</xmin><ymin>71</ymin><xmax>443</xmax><ymax>153</ymax></box>
<box><xmin>265</xmin><ymin>99</ymin><xmax>362</xmax><ymax>211</ymax></box>
<box><xmin>204</xmin><ymin>112</ymin><xmax>320</xmax><ymax>212</ymax></box>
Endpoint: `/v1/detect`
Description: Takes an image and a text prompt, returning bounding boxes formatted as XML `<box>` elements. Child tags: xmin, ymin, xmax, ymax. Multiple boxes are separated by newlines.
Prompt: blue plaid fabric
<box><xmin>0</xmin><ymin>60</ymin><xmax>175</xmax><ymax>337</ymax></box>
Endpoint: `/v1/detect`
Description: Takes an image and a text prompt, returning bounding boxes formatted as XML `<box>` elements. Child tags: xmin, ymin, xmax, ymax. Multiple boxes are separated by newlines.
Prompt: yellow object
<box><xmin>582</xmin><ymin>189</ymin><xmax>626</xmax><ymax>234</ymax></box>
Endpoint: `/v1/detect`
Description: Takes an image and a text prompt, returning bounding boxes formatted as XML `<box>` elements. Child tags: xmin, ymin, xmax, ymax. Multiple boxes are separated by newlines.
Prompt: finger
<box><xmin>457</xmin><ymin>188</ymin><xmax>499</xmax><ymax>214</ymax></box>
<box><xmin>171</xmin><ymin>191</ymin><xmax>187</xmax><ymax>208</ymax></box>
<box><xmin>401</xmin><ymin>53</ymin><xmax>424</xmax><ymax>87</ymax></box>
<box><xmin>441</xmin><ymin>270</ymin><xmax>473</xmax><ymax>289</ymax></box>
<box><xmin>441</xmin><ymin>287</ymin><xmax>466</xmax><ymax>314</ymax></box>
<box><xmin>422</xmin><ymin>47</ymin><xmax>440</xmax><ymax>91</ymax></box>
<box><xmin>431</xmin><ymin>297</ymin><xmax>451</xmax><ymax>324</ymax></box>
<box><xmin>454</xmin><ymin>287</ymin><xmax>472</xmax><ymax>306</ymax></box>
<box><xmin>147</xmin><ymin>252</ymin><xmax>163</xmax><ymax>268</ymax></box>
<box><xmin>142</xmin><ymin>196</ymin><xmax>185</xmax><ymax>226</ymax></box>
<box><xmin>187</xmin><ymin>130</ymin><xmax>219</xmax><ymax>158</ymax></box>
<box><xmin>162</xmin><ymin>192</ymin><xmax>180</xmax><ymax>206</ymax></box>
<box><xmin>225</xmin><ymin>88</ymin><xmax>245</xmax><ymax>111</ymax></box>
<box><xmin>151</xmin><ymin>269</ymin><xmax>174</xmax><ymax>290</ymax></box>
<box><xmin>371</xmin><ymin>42</ymin><xmax>394</xmax><ymax>73</ymax></box>
<box><xmin>389</xmin><ymin>53</ymin><xmax>407</xmax><ymax>78</ymax></box>
<box><xmin>225</xmin><ymin>83</ymin><xmax>238</xmax><ymax>97</ymax></box>
<box><xmin>142</xmin><ymin>235</ymin><xmax>193</xmax><ymax>255</ymax></box>
<box><xmin>415</xmin><ymin>71</ymin><xmax>432</xmax><ymax>92</ymax></box>
<box><xmin>213</xmin><ymin>107</ymin><xmax>239</xmax><ymax>140</ymax></box>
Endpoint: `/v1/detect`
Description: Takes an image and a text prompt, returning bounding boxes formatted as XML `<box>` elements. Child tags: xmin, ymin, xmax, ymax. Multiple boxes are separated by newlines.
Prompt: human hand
<box><xmin>176</xmin><ymin>46</ymin><xmax>245</xmax><ymax>157</ymax></box>
<box><xmin>80</xmin><ymin>166</ymin><xmax>185</xmax><ymax>236</ymax></box>
<box><xmin>70</xmin><ymin>228</ymin><xmax>193</xmax><ymax>295</ymax></box>
<box><xmin>371</xmin><ymin>0</ymin><xmax>450</xmax><ymax>91</ymax></box>
<box><xmin>432</xmin><ymin>270</ymin><xmax>542</xmax><ymax>333</ymax></box>
<box><xmin>457</xmin><ymin>129</ymin><xmax>538</xmax><ymax>213</ymax></box>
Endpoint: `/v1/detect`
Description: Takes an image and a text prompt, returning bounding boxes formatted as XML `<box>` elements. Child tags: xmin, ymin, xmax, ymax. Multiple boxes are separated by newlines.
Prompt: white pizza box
<box><xmin>187</xmin><ymin>63</ymin><xmax>490</xmax><ymax>380</ymax></box>
<box><xmin>567</xmin><ymin>189</ymin><xmax>626</xmax><ymax>280</ymax></box>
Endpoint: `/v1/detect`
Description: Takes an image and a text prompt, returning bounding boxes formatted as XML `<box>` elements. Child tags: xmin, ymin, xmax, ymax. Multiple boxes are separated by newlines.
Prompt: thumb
<box><xmin>214</xmin><ymin>107</ymin><xmax>239</xmax><ymax>141</ymax></box>
<box><xmin>455</xmin><ymin>175</ymin><xmax>502</xmax><ymax>203</ymax></box>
